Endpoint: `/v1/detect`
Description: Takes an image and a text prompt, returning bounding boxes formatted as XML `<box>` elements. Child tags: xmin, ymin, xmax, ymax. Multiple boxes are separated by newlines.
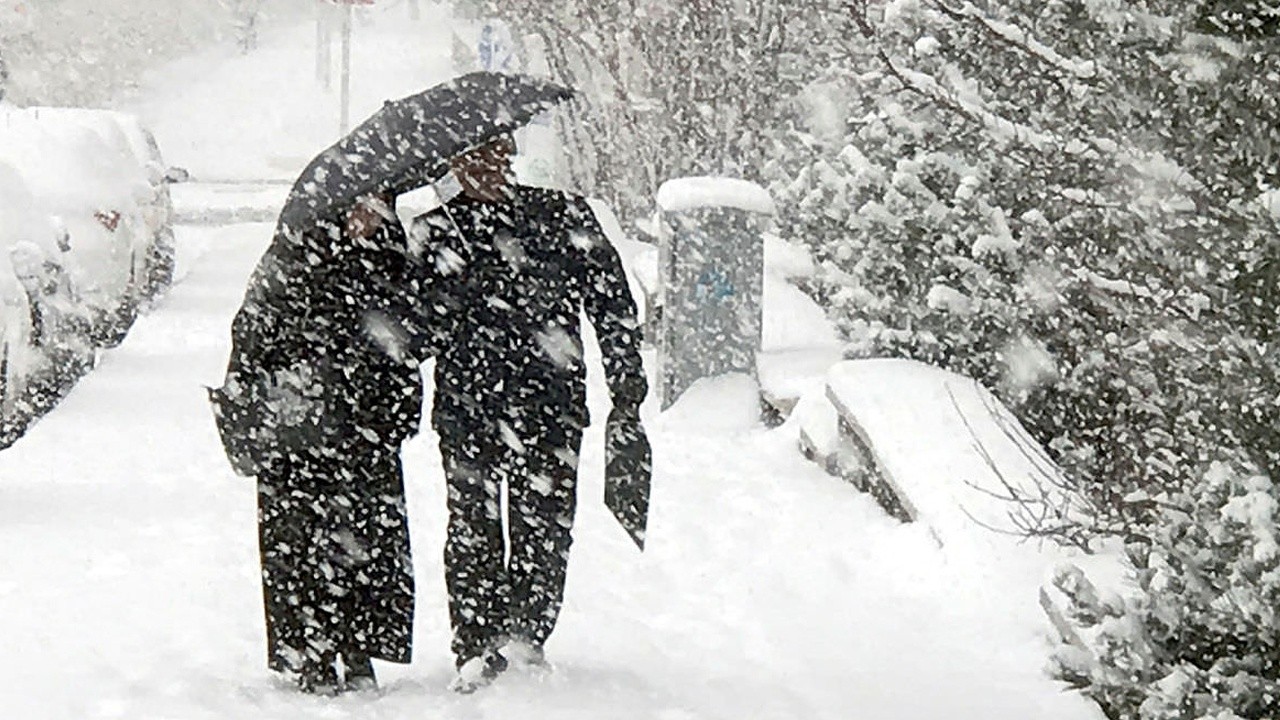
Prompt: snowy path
<box><xmin>0</xmin><ymin>4</ymin><xmax>1101</xmax><ymax>719</ymax></box>
<box><xmin>0</xmin><ymin>232</ymin><xmax>1098</xmax><ymax>718</ymax></box>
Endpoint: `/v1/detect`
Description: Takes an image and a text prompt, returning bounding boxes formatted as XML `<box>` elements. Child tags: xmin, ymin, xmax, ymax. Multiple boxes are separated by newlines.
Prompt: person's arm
<box><xmin>575</xmin><ymin>200</ymin><xmax>648</xmax><ymax>413</ymax></box>
<box><xmin>231</xmin><ymin>247</ymin><xmax>307</xmax><ymax>377</ymax></box>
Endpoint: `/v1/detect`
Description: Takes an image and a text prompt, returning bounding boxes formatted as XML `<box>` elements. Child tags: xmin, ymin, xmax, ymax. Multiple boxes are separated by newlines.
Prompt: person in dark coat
<box><xmin>408</xmin><ymin>135</ymin><xmax>648</xmax><ymax>693</ymax></box>
<box><xmin>219</xmin><ymin>193</ymin><xmax>425</xmax><ymax>694</ymax></box>
<box><xmin>0</xmin><ymin>50</ymin><xmax>9</xmax><ymax>104</ymax></box>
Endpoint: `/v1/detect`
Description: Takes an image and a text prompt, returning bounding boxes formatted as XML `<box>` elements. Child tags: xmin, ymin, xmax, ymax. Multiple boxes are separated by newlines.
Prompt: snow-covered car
<box><xmin>0</xmin><ymin>159</ymin><xmax>94</xmax><ymax>336</ymax></box>
<box><xmin>0</xmin><ymin>108</ymin><xmax>152</xmax><ymax>347</ymax></box>
<box><xmin>0</xmin><ymin>158</ymin><xmax>95</xmax><ymax>427</ymax></box>
<box><xmin>0</xmin><ymin>227</ymin><xmax>36</xmax><ymax>427</ymax></box>
<box><xmin>17</xmin><ymin>107</ymin><xmax>181</xmax><ymax>301</ymax></box>
<box><xmin>101</xmin><ymin>110</ymin><xmax>182</xmax><ymax>299</ymax></box>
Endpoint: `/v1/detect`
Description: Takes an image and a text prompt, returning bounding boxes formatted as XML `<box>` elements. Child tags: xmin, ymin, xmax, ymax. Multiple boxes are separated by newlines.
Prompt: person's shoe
<box><xmin>297</xmin><ymin>663</ymin><xmax>341</xmax><ymax>696</ymax></box>
<box><xmin>345</xmin><ymin>675</ymin><xmax>378</xmax><ymax>693</ymax></box>
<box><xmin>343</xmin><ymin>651</ymin><xmax>378</xmax><ymax>693</ymax></box>
<box><xmin>502</xmin><ymin>638</ymin><xmax>551</xmax><ymax>675</ymax></box>
<box><xmin>448</xmin><ymin>650</ymin><xmax>509</xmax><ymax>694</ymax></box>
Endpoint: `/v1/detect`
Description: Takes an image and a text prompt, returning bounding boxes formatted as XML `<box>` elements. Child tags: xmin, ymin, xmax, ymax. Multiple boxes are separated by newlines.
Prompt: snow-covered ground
<box><xmin>0</xmin><ymin>4</ymin><xmax>1103</xmax><ymax>719</ymax></box>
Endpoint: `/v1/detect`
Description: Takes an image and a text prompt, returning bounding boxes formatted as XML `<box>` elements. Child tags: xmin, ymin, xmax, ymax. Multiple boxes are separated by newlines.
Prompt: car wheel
<box><xmin>89</xmin><ymin>298</ymin><xmax>138</xmax><ymax>348</ymax></box>
<box><xmin>142</xmin><ymin>228</ymin><xmax>176</xmax><ymax>300</ymax></box>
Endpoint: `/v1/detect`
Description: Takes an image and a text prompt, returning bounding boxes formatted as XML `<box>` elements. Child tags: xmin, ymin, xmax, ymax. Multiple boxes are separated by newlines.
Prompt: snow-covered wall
<box><xmin>1</xmin><ymin>0</ymin><xmax>309</xmax><ymax>107</ymax></box>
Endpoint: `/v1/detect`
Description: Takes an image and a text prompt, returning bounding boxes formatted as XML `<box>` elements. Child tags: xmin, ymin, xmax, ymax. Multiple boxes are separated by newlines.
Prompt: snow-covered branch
<box><xmin>948</xmin><ymin>384</ymin><xmax>1095</xmax><ymax>551</ymax></box>
<box><xmin>847</xmin><ymin>0</ymin><xmax>1234</xmax><ymax>218</ymax></box>
<box><xmin>928</xmin><ymin>0</ymin><xmax>1098</xmax><ymax>82</ymax></box>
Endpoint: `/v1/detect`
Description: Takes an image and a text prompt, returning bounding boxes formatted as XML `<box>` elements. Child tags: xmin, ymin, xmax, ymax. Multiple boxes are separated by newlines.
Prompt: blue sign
<box><xmin>695</xmin><ymin>267</ymin><xmax>735</xmax><ymax>303</ymax></box>
<box><xmin>478</xmin><ymin>21</ymin><xmax>514</xmax><ymax>73</ymax></box>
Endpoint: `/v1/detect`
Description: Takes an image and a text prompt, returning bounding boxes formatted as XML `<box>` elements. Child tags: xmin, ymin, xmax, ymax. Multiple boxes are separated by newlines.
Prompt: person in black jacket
<box><xmin>0</xmin><ymin>50</ymin><xmax>8</xmax><ymax>104</ymax></box>
<box><xmin>408</xmin><ymin>134</ymin><xmax>648</xmax><ymax>693</ymax></box>
<box><xmin>220</xmin><ymin>193</ymin><xmax>424</xmax><ymax>694</ymax></box>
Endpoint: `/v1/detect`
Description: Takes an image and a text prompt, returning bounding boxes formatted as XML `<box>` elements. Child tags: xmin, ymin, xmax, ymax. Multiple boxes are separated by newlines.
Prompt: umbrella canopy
<box><xmin>605</xmin><ymin>407</ymin><xmax>652</xmax><ymax>551</ymax></box>
<box><xmin>278</xmin><ymin>71</ymin><xmax>573</xmax><ymax>232</ymax></box>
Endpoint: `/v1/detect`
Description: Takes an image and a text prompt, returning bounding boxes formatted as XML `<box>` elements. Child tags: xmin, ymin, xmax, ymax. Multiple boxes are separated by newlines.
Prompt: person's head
<box><xmin>345</xmin><ymin>192</ymin><xmax>395</xmax><ymax>240</ymax></box>
<box><xmin>451</xmin><ymin>134</ymin><xmax>516</xmax><ymax>203</ymax></box>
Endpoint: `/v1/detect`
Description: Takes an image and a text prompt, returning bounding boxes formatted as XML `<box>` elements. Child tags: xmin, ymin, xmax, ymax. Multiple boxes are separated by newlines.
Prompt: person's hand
<box><xmin>345</xmin><ymin>194</ymin><xmax>392</xmax><ymax>239</ymax></box>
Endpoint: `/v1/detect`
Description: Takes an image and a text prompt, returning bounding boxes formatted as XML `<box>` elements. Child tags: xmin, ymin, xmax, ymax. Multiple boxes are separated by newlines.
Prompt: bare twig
<box><xmin>947</xmin><ymin>381</ymin><xmax>1093</xmax><ymax>551</ymax></box>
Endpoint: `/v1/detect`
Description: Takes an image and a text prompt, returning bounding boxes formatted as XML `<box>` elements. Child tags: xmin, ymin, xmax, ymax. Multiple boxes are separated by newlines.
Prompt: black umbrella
<box><xmin>604</xmin><ymin>407</ymin><xmax>652</xmax><ymax>551</ymax></box>
<box><xmin>277</xmin><ymin>71</ymin><xmax>574</xmax><ymax>232</ymax></box>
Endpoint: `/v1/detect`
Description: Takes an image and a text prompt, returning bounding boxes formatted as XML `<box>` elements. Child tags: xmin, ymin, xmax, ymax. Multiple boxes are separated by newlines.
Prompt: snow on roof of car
<box><xmin>656</xmin><ymin>176</ymin><xmax>777</xmax><ymax>215</ymax></box>
<box><xmin>105</xmin><ymin>110</ymin><xmax>164</xmax><ymax>166</ymax></box>
<box><xmin>25</xmin><ymin>106</ymin><xmax>167</xmax><ymax>187</ymax></box>
<box><xmin>0</xmin><ymin>107</ymin><xmax>150</xmax><ymax>213</ymax></box>
<box><xmin>28</xmin><ymin>106</ymin><xmax>163</xmax><ymax>167</ymax></box>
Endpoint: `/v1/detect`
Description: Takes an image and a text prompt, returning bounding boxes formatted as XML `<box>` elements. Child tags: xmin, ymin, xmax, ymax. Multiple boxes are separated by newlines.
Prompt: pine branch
<box><xmin>927</xmin><ymin>0</ymin><xmax>1099</xmax><ymax>82</ymax></box>
<box><xmin>845</xmin><ymin>0</ymin><xmax>1248</xmax><ymax>221</ymax></box>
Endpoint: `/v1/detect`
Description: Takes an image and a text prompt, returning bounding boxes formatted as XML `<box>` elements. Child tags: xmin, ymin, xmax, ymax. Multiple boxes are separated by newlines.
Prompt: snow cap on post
<box><xmin>656</xmin><ymin>176</ymin><xmax>777</xmax><ymax>216</ymax></box>
<box><xmin>653</xmin><ymin>176</ymin><xmax>772</xmax><ymax>411</ymax></box>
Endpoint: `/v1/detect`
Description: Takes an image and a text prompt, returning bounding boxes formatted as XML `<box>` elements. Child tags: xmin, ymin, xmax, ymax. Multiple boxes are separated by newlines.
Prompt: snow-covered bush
<box><xmin>768</xmin><ymin>0</ymin><xmax>1280</xmax><ymax>540</ymax></box>
<box><xmin>797</xmin><ymin>4</ymin><xmax>1280</xmax><ymax>716</ymax></box>
<box><xmin>1051</xmin><ymin>461</ymin><xmax>1280</xmax><ymax>719</ymax></box>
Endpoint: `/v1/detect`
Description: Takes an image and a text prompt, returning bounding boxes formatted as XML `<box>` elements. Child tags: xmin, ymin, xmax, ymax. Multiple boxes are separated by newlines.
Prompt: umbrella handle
<box><xmin>441</xmin><ymin>203</ymin><xmax>468</xmax><ymax>246</ymax></box>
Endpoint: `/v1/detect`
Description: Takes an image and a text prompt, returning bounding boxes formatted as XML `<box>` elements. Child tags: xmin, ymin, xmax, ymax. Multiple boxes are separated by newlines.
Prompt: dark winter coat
<box><xmin>219</xmin><ymin>212</ymin><xmax>423</xmax><ymax>670</ymax></box>
<box><xmin>408</xmin><ymin>186</ymin><xmax>647</xmax><ymax>451</ymax></box>
<box><xmin>223</xmin><ymin>215</ymin><xmax>424</xmax><ymax>459</ymax></box>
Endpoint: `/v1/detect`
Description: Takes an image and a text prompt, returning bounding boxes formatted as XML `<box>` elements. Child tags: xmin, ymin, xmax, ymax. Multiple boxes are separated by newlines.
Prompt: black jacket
<box><xmin>410</xmin><ymin>186</ymin><xmax>646</xmax><ymax>448</ymax></box>
<box><xmin>221</xmin><ymin>213</ymin><xmax>424</xmax><ymax>464</ymax></box>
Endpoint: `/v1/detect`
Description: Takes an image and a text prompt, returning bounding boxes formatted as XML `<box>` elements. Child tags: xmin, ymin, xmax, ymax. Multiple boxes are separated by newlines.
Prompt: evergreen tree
<box><xmin>773</xmin><ymin>0</ymin><xmax>1280</xmax><ymax>539</ymax></box>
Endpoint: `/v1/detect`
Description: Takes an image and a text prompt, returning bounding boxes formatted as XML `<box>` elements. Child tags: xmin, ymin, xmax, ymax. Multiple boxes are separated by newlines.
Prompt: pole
<box><xmin>315</xmin><ymin>1</ymin><xmax>323</xmax><ymax>84</ymax></box>
<box><xmin>316</xmin><ymin>0</ymin><xmax>332</xmax><ymax>89</ymax></box>
<box><xmin>339</xmin><ymin>2</ymin><xmax>352</xmax><ymax>135</ymax></box>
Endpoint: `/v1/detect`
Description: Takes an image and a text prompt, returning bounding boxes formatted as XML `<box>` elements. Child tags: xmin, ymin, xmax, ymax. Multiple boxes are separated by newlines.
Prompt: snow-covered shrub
<box><xmin>1051</xmin><ymin>461</ymin><xmax>1280</xmax><ymax>719</ymax></box>
<box><xmin>769</xmin><ymin>0</ymin><xmax>1280</xmax><ymax>540</ymax></box>
<box><xmin>800</xmin><ymin>4</ymin><xmax>1280</xmax><ymax>715</ymax></box>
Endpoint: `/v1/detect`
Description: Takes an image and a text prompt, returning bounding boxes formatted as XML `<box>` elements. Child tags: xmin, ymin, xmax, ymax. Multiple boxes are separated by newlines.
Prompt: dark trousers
<box><xmin>257</xmin><ymin>445</ymin><xmax>414</xmax><ymax>684</ymax></box>
<box><xmin>440</xmin><ymin>427</ymin><xmax>583</xmax><ymax>666</ymax></box>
